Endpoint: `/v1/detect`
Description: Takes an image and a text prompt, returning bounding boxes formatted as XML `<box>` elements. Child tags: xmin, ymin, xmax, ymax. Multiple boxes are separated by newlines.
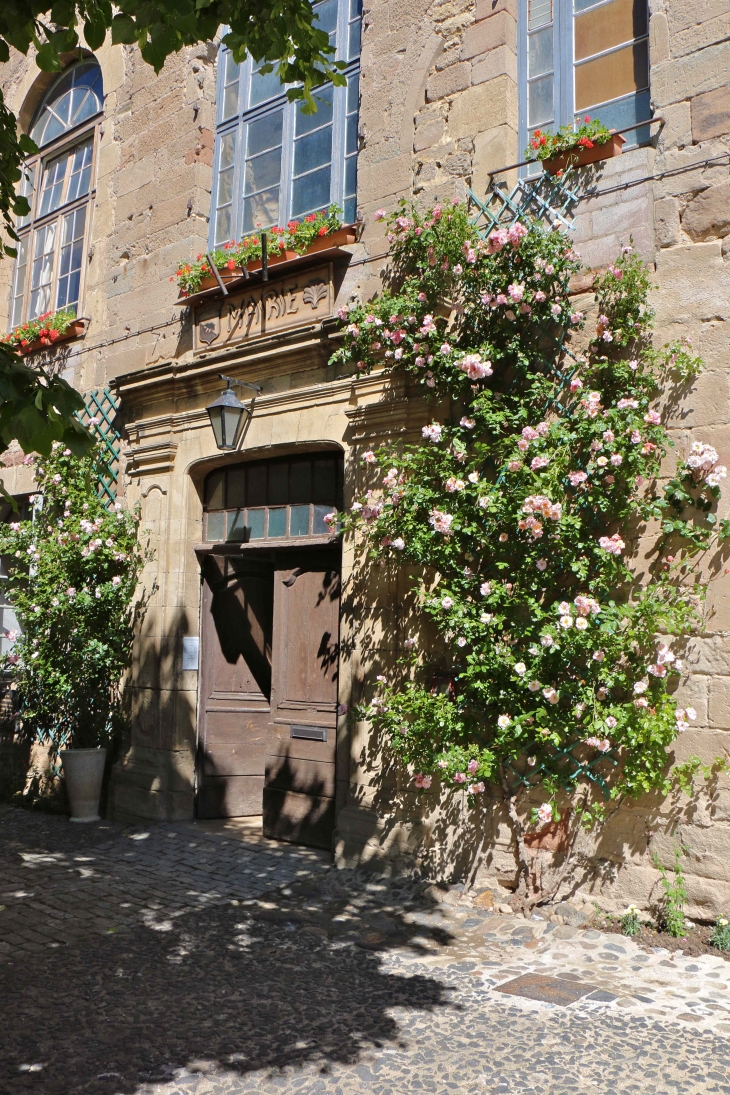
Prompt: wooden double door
<box><xmin>197</xmin><ymin>547</ymin><xmax>340</xmax><ymax>848</ymax></box>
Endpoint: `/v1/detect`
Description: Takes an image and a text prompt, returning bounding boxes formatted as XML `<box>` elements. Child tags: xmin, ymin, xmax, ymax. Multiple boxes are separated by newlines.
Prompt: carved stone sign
<box><xmin>193</xmin><ymin>263</ymin><xmax>334</xmax><ymax>354</ymax></box>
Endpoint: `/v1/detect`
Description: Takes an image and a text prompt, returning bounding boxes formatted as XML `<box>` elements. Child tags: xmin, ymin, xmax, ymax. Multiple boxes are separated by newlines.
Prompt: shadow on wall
<box><xmin>110</xmin><ymin>607</ymin><xmax>197</xmax><ymax>822</ymax></box>
<box><xmin>0</xmin><ymin>880</ymin><xmax>453</xmax><ymax>1093</ymax></box>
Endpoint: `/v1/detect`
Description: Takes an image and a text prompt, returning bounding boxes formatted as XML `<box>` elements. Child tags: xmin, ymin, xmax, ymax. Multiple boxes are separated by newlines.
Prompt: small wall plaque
<box><xmin>182</xmin><ymin>636</ymin><xmax>199</xmax><ymax>671</ymax></box>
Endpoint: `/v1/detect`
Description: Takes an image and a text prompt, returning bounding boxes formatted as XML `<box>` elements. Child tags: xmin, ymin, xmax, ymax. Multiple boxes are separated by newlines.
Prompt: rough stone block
<box><xmin>674</xmin><ymin>12</ymin><xmax>730</xmax><ymax>58</ymax></box>
<box><xmin>681</xmin><ymin>181</ymin><xmax>730</xmax><ymax>241</ymax></box>
<box><xmin>691</xmin><ymin>83</ymin><xmax>730</xmax><ymax>142</ymax></box>
<box><xmin>426</xmin><ymin>61</ymin><xmax>472</xmax><ymax>102</ymax></box>
<box><xmin>414</xmin><ymin>120</ymin><xmax>446</xmax><ymax>152</ymax></box>
<box><xmin>652</xmin><ymin>42</ymin><xmax>730</xmax><ymax>109</ymax></box>
<box><xmin>654</xmin><ymin>197</ymin><xmax>681</xmax><ymax>248</ymax></box>
<box><xmin>459</xmin><ymin>11</ymin><xmax>516</xmax><ymax>60</ymax></box>
<box><xmin>471</xmin><ymin>45</ymin><xmax>517</xmax><ymax>85</ymax></box>
<box><xmin>471</xmin><ymin>124</ymin><xmax>518</xmax><ymax>195</ymax></box>
<box><xmin>447</xmin><ymin>76</ymin><xmax>518</xmax><ymax>140</ymax></box>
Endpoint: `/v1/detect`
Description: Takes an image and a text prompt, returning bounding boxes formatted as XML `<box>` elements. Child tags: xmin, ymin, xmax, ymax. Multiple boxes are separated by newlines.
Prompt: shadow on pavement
<box><xmin>0</xmin><ymin>875</ymin><xmax>457</xmax><ymax>1095</ymax></box>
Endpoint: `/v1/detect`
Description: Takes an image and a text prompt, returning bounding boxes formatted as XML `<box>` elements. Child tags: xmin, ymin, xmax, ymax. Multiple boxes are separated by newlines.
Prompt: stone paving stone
<box><xmin>2</xmin><ymin>804</ymin><xmax>730</xmax><ymax>1094</ymax></box>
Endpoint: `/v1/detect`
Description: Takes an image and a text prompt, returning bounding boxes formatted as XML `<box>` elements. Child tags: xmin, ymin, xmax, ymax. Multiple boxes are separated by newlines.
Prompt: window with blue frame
<box><xmin>520</xmin><ymin>0</ymin><xmax>650</xmax><ymax>161</ymax></box>
<box><xmin>211</xmin><ymin>0</ymin><xmax>361</xmax><ymax>248</ymax></box>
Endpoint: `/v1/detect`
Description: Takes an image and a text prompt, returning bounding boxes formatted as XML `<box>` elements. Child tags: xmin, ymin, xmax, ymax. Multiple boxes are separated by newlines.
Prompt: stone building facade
<box><xmin>1</xmin><ymin>0</ymin><xmax>730</xmax><ymax>916</ymax></box>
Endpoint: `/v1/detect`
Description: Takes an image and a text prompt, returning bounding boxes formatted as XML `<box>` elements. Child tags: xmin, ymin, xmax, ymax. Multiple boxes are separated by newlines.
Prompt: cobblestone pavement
<box><xmin>2</xmin><ymin>805</ymin><xmax>730</xmax><ymax>1095</ymax></box>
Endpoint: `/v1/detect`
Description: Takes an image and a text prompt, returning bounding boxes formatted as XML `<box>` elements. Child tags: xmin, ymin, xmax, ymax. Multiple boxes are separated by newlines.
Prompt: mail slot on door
<box><xmin>290</xmin><ymin>725</ymin><xmax>328</xmax><ymax>742</ymax></box>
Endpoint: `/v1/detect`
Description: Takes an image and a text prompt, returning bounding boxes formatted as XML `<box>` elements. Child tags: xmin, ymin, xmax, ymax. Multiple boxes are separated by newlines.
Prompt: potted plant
<box><xmin>526</xmin><ymin>116</ymin><xmax>625</xmax><ymax>175</ymax></box>
<box><xmin>2</xmin><ymin>308</ymin><xmax>86</xmax><ymax>354</ymax></box>
<box><xmin>0</xmin><ymin>441</ymin><xmax>150</xmax><ymax>820</ymax></box>
<box><xmin>173</xmin><ymin>205</ymin><xmax>357</xmax><ymax>297</ymax></box>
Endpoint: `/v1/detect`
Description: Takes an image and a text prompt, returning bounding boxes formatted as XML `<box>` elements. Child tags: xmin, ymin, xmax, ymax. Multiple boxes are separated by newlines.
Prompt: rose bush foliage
<box><xmin>0</xmin><ymin>442</ymin><xmax>150</xmax><ymax>751</ymax></box>
<box><xmin>331</xmin><ymin>201</ymin><xmax>727</xmax><ymax>867</ymax></box>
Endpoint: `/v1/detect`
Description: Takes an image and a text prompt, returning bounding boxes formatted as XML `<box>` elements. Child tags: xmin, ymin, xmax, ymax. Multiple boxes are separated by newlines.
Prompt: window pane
<box><xmin>215</xmin><ymin>205</ymin><xmax>233</xmax><ymax>246</ymax></box>
<box><xmin>206</xmin><ymin>469</ymin><xmax>225</xmax><ymax>509</ymax></box>
<box><xmin>575</xmin><ymin>0</ymin><xmax>646</xmax><ymax>60</ymax></box>
<box><xmin>348</xmin><ymin>17</ymin><xmax>361</xmax><ymax>60</ymax></box>
<box><xmin>226</xmin><ymin>509</ymin><xmax>246</xmax><ymax>541</ymax></box>
<box><xmin>313</xmin><ymin>504</ymin><xmax>334</xmax><ymax>534</ymax></box>
<box><xmin>312</xmin><ymin>459</ymin><xmax>337</xmax><ymax>502</ymax></box>
<box><xmin>246</xmin><ymin>508</ymin><xmax>265</xmax><ymax>539</ymax></box>
<box><xmin>345</xmin><ymin>113</ymin><xmax>358</xmax><ymax>156</ymax></box>
<box><xmin>267</xmin><ymin>507</ymin><xmax>287</xmax><ymax>538</ymax></box>
<box><xmin>528</xmin><ymin>0</ymin><xmax>553</xmax><ymax>29</ymax></box>
<box><xmin>344</xmin><ymin>194</ymin><xmax>356</xmax><ymax>223</ymax></box>
<box><xmin>290</xmin><ymin>461</ymin><xmax>312</xmax><ymax>503</ymax></box>
<box><xmin>528</xmin><ymin>74</ymin><xmax>554</xmax><ymax>126</ymax></box>
<box><xmin>214</xmin><ymin>130</ymin><xmax>237</xmax><ymax>246</ymax></box>
<box><xmin>56</xmin><ymin>206</ymin><xmax>86</xmax><ymax>311</ymax></box>
<box><xmin>575</xmin><ymin>40</ymin><xmax>648</xmax><ymax>110</ymax></box>
<box><xmin>290</xmin><ymin>505</ymin><xmax>310</xmax><ymax>536</ymax></box>
<box><xmin>295</xmin><ymin>86</ymin><xmax>333</xmax><ymax>136</ymax></box>
<box><xmin>247</xmin><ymin>464</ymin><xmax>267</xmax><ymax>506</ymax></box>
<box><xmin>220</xmin><ymin>130</ymin><xmax>236</xmax><ymax>170</ymax></box>
<box><xmin>292</xmin><ymin>166</ymin><xmax>332</xmax><ymax>218</ymax></box>
<box><xmin>217</xmin><ymin>164</ymin><xmax>234</xmax><ymax>208</ymax></box>
<box><xmin>268</xmin><ymin>462</ymin><xmax>289</xmax><ymax>504</ymax></box>
<box><xmin>227</xmin><ymin>467</ymin><xmax>246</xmax><ymax>509</ymax></box>
<box><xmin>29</xmin><ymin>222</ymin><xmax>57</xmax><ymax>319</ymax></box>
<box><xmin>206</xmin><ymin>511</ymin><xmax>225</xmax><ymax>541</ymax></box>
<box><xmin>10</xmin><ymin>237</ymin><xmax>28</xmax><ymax>328</ymax></box>
<box><xmin>347</xmin><ymin>72</ymin><xmax>359</xmax><ymax>114</ymax></box>
<box><xmin>245</xmin><ymin>148</ymin><xmax>282</xmax><ymax>195</ymax></box>
<box><xmin>314</xmin><ymin>0</ymin><xmax>338</xmax><ymax>36</ymax></box>
<box><xmin>529</xmin><ymin>27</ymin><xmax>553</xmax><ymax>78</ymax></box>
<box><xmin>248</xmin><ymin>112</ymin><xmax>284</xmax><ymax>157</ymax></box>
<box><xmin>294</xmin><ymin>125</ymin><xmax>333</xmax><ymax>175</ymax></box>
<box><xmin>344</xmin><ymin>156</ymin><xmax>357</xmax><ymax>199</ymax></box>
<box><xmin>577</xmin><ymin>89</ymin><xmax>651</xmax><ymax>148</ymax></box>
<box><xmin>31</xmin><ymin>61</ymin><xmax>103</xmax><ymax>147</ymax></box>
<box><xmin>249</xmin><ymin>62</ymin><xmax>283</xmax><ymax>107</ymax></box>
<box><xmin>243</xmin><ymin>190</ymin><xmax>279</xmax><ymax>232</ymax></box>
<box><xmin>223</xmin><ymin>53</ymin><xmax>240</xmax><ymax>120</ymax></box>
<box><xmin>17</xmin><ymin>164</ymin><xmax>35</xmax><ymax>229</ymax></box>
<box><xmin>39</xmin><ymin>153</ymin><xmax>68</xmax><ymax>217</ymax></box>
<box><xmin>66</xmin><ymin>139</ymin><xmax>93</xmax><ymax>203</ymax></box>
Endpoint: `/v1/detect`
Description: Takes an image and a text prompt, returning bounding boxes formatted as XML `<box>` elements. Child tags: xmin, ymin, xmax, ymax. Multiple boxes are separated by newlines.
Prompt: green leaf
<box><xmin>111</xmin><ymin>13</ymin><xmax>137</xmax><ymax>44</ymax></box>
<box><xmin>35</xmin><ymin>42</ymin><xmax>62</xmax><ymax>72</ymax></box>
<box><xmin>84</xmin><ymin>15</ymin><xmax>107</xmax><ymax>51</ymax></box>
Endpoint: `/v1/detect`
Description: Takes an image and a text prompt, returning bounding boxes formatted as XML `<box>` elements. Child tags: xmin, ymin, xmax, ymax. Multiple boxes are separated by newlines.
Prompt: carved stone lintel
<box><xmin>193</xmin><ymin>263</ymin><xmax>334</xmax><ymax>353</ymax></box>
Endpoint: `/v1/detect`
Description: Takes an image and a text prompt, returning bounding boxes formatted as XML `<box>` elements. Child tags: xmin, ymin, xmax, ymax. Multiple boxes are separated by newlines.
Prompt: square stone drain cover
<box><xmin>496</xmin><ymin>973</ymin><xmax>598</xmax><ymax>1006</ymax></box>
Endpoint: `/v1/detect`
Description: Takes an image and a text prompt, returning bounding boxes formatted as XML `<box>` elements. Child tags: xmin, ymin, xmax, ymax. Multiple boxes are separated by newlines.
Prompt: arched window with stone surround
<box><xmin>9</xmin><ymin>59</ymin><xmax>104</xmax><ymax>329</ymax></box>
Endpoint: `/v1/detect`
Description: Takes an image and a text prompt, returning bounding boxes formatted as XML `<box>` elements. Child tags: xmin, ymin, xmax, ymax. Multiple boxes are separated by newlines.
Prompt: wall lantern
<box><xmin>206</xmin><ymin>374</ymin><xmax>262</xmax><ymax>451</ymax></box>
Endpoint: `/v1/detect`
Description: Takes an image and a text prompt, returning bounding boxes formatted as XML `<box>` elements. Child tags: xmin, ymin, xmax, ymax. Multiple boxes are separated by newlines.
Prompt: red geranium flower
<box><xmin>317</xmin><ymin>226</ymin><xmax>328</xmax><ymax>236</ymax></box>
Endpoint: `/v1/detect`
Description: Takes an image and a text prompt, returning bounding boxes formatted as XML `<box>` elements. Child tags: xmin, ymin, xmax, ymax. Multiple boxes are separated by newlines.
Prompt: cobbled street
<box><xmin>2</xmin><ymin>804</ymin><xmax>730</xmax><ymax>1095</ymax></box>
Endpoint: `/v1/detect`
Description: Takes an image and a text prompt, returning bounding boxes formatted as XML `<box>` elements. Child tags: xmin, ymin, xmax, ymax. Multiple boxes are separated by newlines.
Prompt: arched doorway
<box><xmin>196</xmin><ymin>451</ymin><xmax>343</xmax><ymax>848</ymax></box>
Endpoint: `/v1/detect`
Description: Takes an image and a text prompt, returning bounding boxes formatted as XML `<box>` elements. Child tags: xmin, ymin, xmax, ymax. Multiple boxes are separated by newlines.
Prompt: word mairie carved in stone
<box><xmin>193</xmin><ymin>263</ymin><xmax>334</xmax><ymax>354</ymax></box>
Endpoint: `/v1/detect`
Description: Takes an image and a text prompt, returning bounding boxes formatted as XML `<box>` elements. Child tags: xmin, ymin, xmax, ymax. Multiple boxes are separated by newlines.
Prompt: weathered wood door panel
<box><xmin>264</xmin><ymin>550</ymin><xmax>340</xmax><ymax>847</ymax></box>
<box><xmin>197</xmin><ymin>554</ymin><xmax>273</xmax><ymax>818</ymax></box>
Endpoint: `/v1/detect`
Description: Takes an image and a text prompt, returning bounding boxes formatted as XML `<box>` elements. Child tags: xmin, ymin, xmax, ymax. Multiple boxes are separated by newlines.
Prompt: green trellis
<box><xmin>465</xmin><ymin>170</ymin><xmax>617</xmax><ymax>799</ymax></box>
<box><xmin>77</xmin><ymin>388</ymin><xmax>121</xmax><ymax>506</ymax></box>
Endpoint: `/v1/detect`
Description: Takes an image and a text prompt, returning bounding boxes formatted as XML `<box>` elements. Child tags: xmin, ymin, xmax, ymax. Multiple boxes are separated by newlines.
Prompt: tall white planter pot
<box><xmin>60</xmin><ymin>748</ymin><xmax>106</xmax><ymax>822</ymax></box>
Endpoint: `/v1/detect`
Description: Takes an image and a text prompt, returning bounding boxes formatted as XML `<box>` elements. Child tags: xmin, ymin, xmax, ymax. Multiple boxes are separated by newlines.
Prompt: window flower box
<box><xmin>174</xmin><ymin>206</ymin><xmax>357</xmax><ymax>297</ymax></box>
<box><xmin>2</xmin><ymin>310</ymin><xmax>85</xmax><ymax>355</ymax></box>
<box><xmin>525</xmin><ymin>117</ymin><xmax>625</xmax><ymax>177</ymax></box>
<box><xmin>543</xmin><ymin>133</ymin><xmax>625</xmax><ymax>176</ymax></box>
